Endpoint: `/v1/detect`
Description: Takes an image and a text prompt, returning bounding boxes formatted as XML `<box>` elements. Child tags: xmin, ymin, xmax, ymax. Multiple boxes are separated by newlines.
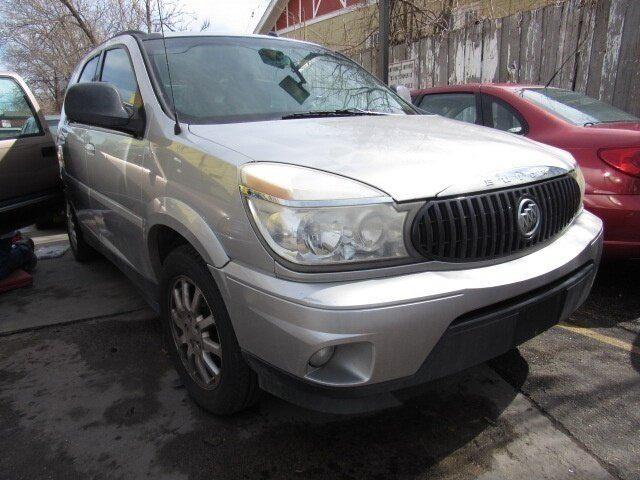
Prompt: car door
<box><xmin>416</xmin><ymin>92</ymin><xmax>482</xmax><ymax>125</ymax></box>
<box><xmin>480</xmin><ymin>93</ymin><xmax>528</xmax><ymax>135</ymax></box>
<box><xmin>61</xmin><ymin>54</ymin><xmax>101</xmax><ymax>231</ymax></box>
<box><xmin>85</xmin><ymin>46</ymin><xmax>149</xmax><ymax>271</ymax></box>
<box><xmin>0</xmin><ymin>75</ymin><xmax>58</xmax><ymax>219</ymax></box>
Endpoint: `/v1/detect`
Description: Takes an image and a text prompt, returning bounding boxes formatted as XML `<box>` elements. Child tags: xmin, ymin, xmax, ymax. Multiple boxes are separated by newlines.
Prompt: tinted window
<box><xmin>78</xmin><ymin>56</ymin><xmax>99</xmax><ymax>83</ymax></box>
<box><xmin>520</xmin><ymin>88</ymin><xmax>639</xmax><ymax>126</ymax></box>
<box><xmin>100</xmin><ymin>48</ymin><xmax>140</xmax><ymax>106</ymax></box>
<box><xmin>419</xmin><ymin>93</ymin><xmax>477</xmax><ymax>123</ymax></box>
<box><xmin>0</xmin><ymin>77</ymin><xmax>42</xmax><ymax>140</ymax></box>
<box><xmin>482</xmin><ymin>95</ymin><xmax>524</xmax><ymax>134</ymax></box>
<box><xmin>144</xmin><ymin>36</ymin><xmax>414</xmax><ymax>124</ymax></box>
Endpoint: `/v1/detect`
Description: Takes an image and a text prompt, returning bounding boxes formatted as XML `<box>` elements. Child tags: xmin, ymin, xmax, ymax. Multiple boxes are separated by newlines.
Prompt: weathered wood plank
<box><xmin>434</xmin><ymin>33</ymin><xmax>449</xmax><ymax>86</ymax></box>
<box><xmin>420</xmin><ymin>36</ymin><xmax>435</xmax><ymax>88</ymax></box>
<box><xmin>574</xmin><ymin>0</ymin><xmax>597</xmax><ymax>93</ymax></box>
<box><xmin>499</xmin><ymin>13</ymin><xmax>521</xmax><ymax>82</ymax></box>
<box><xmin>448</xmin><ymin>28</ymin><xmax>465</xmax><ymax>84</ymax></box>
<box><xmin>557</xmin><ymin>0</ymin><xmax>583</xmax><ymax>89</ymax></box>
<box><xmin>519</xmin><ymin>8</ymin><xmax>543</xmax><ymax>84</ymax></box>
<box><xmin>407</xmin><ymin>40</ymin><xmax>420</xmax><ymax>88</ymax></box>
<box><xmin>360</xmin><ymin>48</ymin><xmax>373</xmax><ymax>74</ymax></box>
<box><xmin>464</xmin><ymin>20</ymin><xmax>483</xmax><ymax>82</ymax></box>
<box><xmin>539</xmin><ymin>3</ymin><xmax>563</xmax><ymax>86</ymax></box>
<box><xmin>481</xmin><ymin>18</ymin><xmax>501</xmax><ymax>83</ymax></box>
<box><xmin>391</xmin><ymin>44</ymin><xmax>406</xmax><ymax>63</ymax></box>
<box><xmin>586</xmin><ymin>0</ymin><xmax>612</xmax><ymax>97</ymax></box>
<box><xmin>599</xmin><ymin>0</ymin><xmax>628</xmax><ymax>104</ymax></box>
<box><xmin>612</xmin><ymin>0</ymin><xmax>640</xmax><ymax>113</ymax></box>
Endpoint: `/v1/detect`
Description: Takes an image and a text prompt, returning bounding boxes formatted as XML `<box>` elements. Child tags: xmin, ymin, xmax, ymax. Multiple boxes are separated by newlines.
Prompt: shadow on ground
<box><xmin>0</xmin><ymin>310</ymin><xmax>532</xmax><ymax>480</ymax></box>
<box><xmin>562</xmin><ymin>259</ymin><xmax>640</xmax><ymax>376</ymax></box>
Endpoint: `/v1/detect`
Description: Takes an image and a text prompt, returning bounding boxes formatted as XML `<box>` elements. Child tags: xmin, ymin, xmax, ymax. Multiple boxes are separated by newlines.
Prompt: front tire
<box><xmin>160</xmin><ymin>245</ymin><xmax>259</xmax><ymax>415</ymax></box>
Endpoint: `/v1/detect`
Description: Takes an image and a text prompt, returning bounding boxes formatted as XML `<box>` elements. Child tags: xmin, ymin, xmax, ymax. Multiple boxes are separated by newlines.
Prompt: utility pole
<box><xmin>378</xmin><ymin>0</ymin><xmax>390</xmax><ymax>84</ymax></box>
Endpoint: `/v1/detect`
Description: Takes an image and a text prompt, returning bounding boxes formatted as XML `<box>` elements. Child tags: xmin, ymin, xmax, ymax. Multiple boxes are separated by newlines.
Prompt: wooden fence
<box><xmin>354</xmin><ymin>0</ymin><xmax>640</xmax><ymax>116</ymax></box>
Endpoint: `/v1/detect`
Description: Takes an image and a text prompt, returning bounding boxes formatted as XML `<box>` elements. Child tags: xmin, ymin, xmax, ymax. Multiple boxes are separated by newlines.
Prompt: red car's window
<box><xmin>482</xmin><ymin>95</ymin><xmax>525</xmax><ymax>135</ymax></box>
<box><xmin>520</xmin><ymin>88</ymin><xmax>638</xmax><ymax>126</ymax></box>
<box><xmin>418</xmin><ymin>93</ymin><xmax>478</xmax><ymax>124</ymax></box>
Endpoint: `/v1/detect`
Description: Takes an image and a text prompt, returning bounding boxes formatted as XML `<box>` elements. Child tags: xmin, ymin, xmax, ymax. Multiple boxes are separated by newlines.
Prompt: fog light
<box><xmin>308</xmin><ymin>346</ymin><xmax>335</xmax><ymax>367</ymax></box>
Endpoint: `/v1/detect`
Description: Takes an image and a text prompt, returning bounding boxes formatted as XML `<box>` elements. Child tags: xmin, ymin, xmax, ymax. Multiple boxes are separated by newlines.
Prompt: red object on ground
<box><xmin>0</xmin><ymin>269</ymin><xmax>33</xmax><ymax>293</ymax></box>
<box><xmin>411</xmin><ymin>83</ymin><xmax>640</xmax><ymax>259</ymax></box>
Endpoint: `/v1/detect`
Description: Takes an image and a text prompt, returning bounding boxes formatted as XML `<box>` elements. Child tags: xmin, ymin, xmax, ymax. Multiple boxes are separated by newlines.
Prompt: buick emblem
<box><xmin>517</xmin><ymin>197</ymin><xmax>541</xmax><ymax>238</ymax></box>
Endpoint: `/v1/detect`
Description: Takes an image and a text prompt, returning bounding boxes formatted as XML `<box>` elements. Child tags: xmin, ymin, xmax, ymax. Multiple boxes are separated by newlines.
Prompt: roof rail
<box><xmin>109</xmin><ymin>29</ymin><xmax>149</xmax><ymax>41</ymax></box>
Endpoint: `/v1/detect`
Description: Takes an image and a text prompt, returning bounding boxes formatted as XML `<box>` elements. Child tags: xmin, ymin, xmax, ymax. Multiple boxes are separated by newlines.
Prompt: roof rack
<box><xmin>112</xmin><ymin>29</ymin><xmax>148</xmax><ymax>38</ymax></box>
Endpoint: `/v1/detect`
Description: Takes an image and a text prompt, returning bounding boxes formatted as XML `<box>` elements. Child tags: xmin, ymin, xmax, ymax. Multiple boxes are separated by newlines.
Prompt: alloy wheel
<box><xmin>169</xmin><ymin>276</ymin><xmax>222</xmax><ymax>389</ymax></box>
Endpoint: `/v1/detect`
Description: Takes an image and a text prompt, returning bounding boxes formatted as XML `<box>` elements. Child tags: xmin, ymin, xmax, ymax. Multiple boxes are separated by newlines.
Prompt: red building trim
<box><xmin>275</xmin><ymin>0</ymin><xmax>363</xmax><ymax>32</ymax></box>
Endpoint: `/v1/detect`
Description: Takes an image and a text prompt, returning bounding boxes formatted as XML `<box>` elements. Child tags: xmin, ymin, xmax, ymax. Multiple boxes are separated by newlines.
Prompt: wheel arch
<box><xmin>146</xmin><ymin>197</ymin><xmax>229</xmax><ymax>280</ymax></box>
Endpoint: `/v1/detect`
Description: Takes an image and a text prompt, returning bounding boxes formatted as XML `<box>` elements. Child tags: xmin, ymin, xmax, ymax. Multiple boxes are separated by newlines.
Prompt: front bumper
<box><xmin>212</xmin><ymin>210</ymin><xmax>603</xmax><ymax>413</ymax></box>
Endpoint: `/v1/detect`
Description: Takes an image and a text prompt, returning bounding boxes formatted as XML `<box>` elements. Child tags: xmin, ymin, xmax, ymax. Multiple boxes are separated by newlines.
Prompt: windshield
<box><xmin>144</xmin><ymin>36</ymin><xmax>414</xmax><ymax>124</ymax></box>
<box><xmin>520</xmin><ymin>88</ymin><xmax>639</xmax><ymax>126</ymax></box>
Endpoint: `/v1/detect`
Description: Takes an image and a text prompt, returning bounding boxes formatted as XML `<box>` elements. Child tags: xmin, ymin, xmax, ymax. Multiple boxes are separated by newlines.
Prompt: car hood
<box><xmin>189</xmin><ymin>115</ymin><xmax>575</xmax><ymax>202</ymax></box>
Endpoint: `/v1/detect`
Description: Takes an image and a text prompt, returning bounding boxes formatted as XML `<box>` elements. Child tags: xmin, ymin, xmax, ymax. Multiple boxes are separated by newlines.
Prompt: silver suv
<box><xmin>58</xmin><ymin>32</ymin><xmax>603</xmax><ymax>415</ymax></box>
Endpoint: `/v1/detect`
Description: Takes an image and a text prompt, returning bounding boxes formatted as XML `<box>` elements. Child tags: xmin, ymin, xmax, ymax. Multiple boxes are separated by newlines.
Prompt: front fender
<box><xmin>146</xmin><ymin>197</ymin><xmax>229</xmax><ymax>271</ymax></box>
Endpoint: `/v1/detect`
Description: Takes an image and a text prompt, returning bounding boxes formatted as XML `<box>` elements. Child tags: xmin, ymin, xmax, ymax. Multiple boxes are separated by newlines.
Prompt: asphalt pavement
<box><xmin>0</xmin><ymin>232</ymin><xmax>638</xmax><ymax>480</ymax></box>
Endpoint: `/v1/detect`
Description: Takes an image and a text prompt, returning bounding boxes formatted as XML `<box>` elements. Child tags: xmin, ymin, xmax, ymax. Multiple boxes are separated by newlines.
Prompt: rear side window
<box><xmin>482</xmin><ymin>95</ymin><xmax>526</xmax><ymax>134</ymax></box>
<box><xmin>78</xmin><ymin>56</ymin><xmax>99</xmax><ymax>83</ymax></box>
<box><xmin>0</xmin><ymin>77</ymin><xmax>42</xmax><ymax>140</ymax></box>
<box><xmin>100</xmin><ymin>48</ymin><xmax>140</xmax><ymax>106</ymax></box>
<box><xmin>419</xmin><ymin>93</ymin><xmax>478</xmax><ymax>124</ymax></box>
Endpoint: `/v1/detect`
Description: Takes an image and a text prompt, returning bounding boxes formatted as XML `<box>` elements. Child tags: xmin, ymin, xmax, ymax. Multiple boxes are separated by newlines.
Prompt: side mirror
<box><xmin>390</xmin><ymin>84</ymin><xmax>412</xmax><ymax>104</ymax></box>
<box><xmin>64</xmin><ymin>82</ymin><xmax>143</xmax><ymax>137</ymax></box>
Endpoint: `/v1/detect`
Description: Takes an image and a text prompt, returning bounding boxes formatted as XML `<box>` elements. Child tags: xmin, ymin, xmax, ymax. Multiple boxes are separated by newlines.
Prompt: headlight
<box><xmin>569</xmin><ymin>167</ymin><xmax>586</xmax><ymax>201</ymax></box>
<box><xmin>240</xmin><ymin>163</ymin><xmax>409</xmax><ymax>267</ymax></box>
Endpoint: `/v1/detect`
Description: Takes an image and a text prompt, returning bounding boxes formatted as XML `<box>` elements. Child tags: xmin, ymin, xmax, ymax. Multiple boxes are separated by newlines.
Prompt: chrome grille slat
<box><xmin>411</xmin><ymin>175</ymin><xmax>582</xmax><ymax>262</ymax></box>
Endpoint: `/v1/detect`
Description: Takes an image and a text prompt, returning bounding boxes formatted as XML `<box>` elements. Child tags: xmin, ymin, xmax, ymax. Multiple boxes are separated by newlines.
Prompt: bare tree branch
<box><xmin>0</xmin><ymin>0</ymin><xmax>195</xmax><ymax>112</ymax></box>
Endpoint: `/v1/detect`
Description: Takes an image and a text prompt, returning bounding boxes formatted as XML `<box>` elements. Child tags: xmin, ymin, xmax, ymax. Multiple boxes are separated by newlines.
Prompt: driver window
<box><xmin>0</xmin><ymin>77</ymin><xmax>42</xmax><ymax>140</ymax></box>
<box><xmin>100</xmin><ymin>48</ymin><xmax>142</xmax><ymax>108</ymax></box>
<box><xmin>419</xmin><ymin>93</ymin><xmax>478</xmax><ymax>124</ymax></box>
<box><xmin>78</xmin><ymin>55</ymin><xmax>100</xmax><ymax>83</ymax></box>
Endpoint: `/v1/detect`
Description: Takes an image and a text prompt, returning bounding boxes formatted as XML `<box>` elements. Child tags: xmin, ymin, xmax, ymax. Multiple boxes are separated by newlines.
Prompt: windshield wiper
<box><xmin>282</xmin><ymin>108</ymin><xmax>390</xmax><ymax>120</ymax></box>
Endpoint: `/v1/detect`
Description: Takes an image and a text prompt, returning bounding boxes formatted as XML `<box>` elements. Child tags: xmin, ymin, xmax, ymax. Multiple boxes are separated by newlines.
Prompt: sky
<box><xmin>184</xmin><ymin>0</ymin><xmax>270</xmax><ymax>34</ymax></box>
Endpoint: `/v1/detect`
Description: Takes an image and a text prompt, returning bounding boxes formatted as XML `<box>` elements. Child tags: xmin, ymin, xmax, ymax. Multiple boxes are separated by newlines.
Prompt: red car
<box><xmin>412</xmin><ymin>84</ymin><xmax>640</xmax><ymax>260</ymax></box>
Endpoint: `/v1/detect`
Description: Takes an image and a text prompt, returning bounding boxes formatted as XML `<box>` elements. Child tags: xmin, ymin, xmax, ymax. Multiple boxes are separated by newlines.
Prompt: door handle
<box><xmin>85</xmin><ymin>143</ymin><xmax>95</xmax><ymax>156</ymax></box>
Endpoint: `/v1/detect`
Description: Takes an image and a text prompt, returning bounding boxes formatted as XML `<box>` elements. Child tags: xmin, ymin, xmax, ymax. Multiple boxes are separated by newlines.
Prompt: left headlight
<box><xmin>240</xmin><ymin>162</ymin><xmax>409</xmax><ymax>267</ymax></box>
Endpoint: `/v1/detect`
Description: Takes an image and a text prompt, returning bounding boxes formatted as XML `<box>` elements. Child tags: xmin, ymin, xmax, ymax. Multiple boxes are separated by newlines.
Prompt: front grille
<box><xmin>411</xmin><ymin>175</ymin><xmax>581</xmax><ymax>262</ymax></box>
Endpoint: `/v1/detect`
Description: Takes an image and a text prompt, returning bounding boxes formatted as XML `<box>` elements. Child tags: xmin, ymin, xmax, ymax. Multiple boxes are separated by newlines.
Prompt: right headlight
<box><xmin>240</xmin><ymin>163</ymin><xmax>409</xmax><ymax>267</ymax></box>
